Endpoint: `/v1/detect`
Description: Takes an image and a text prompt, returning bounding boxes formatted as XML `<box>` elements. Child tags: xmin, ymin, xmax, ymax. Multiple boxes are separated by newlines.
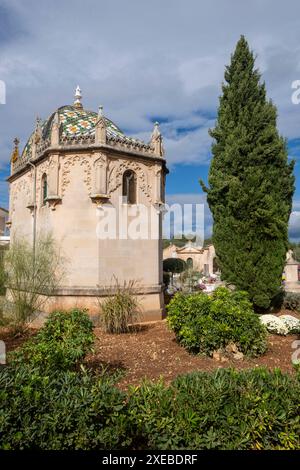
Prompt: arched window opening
<box><xmin>187</xmin><ymin>257</ymin><xmax>193</xmax><ymax>269</ymax></box>
<box><xmin>122</xmin><ymin>170</ymin><xmax>137</xmax><ymax>204</ymax></box>
<box><xmin>42</xmin><ymin>174</ymin><xmax>48</xmax><ymax>206</ymax></box>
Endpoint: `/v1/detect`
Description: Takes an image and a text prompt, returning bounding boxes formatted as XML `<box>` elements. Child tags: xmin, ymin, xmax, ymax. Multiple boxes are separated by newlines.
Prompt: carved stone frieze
<box><xmin>61</xmin><ymin>155</ymin><xmax>92</xmax><ymax>196</ymax></box>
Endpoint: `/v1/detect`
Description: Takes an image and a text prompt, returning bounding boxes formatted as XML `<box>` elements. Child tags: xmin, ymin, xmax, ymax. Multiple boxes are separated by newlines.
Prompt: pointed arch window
<box><xmin>122</xmin><ymin>170</ymin><xmax>137</xmax><ymax>204</ymax></box>
<box><xmin>42</xmin><ymin>173</ymin><xmax>48</xmax><ymax>206</ymax></box>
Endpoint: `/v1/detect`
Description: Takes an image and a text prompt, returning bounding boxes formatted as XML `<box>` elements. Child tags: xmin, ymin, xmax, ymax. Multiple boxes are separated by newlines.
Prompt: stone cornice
<box><xmin>51</xmin><ymin>285</ymin><xmax>163</xmax><ymax>296</ymax></box>
<box><xmin>7</xmin><ymin>144</ymin><xmax>168</xmax><ymax>183</ymax></box>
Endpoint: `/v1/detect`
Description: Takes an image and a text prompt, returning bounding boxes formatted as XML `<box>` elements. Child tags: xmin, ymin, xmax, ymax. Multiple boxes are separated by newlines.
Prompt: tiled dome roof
<box><xmin>11</xmin><ymin>88</ymin><xmax>164</xmax><ymax>175</ymax></box>
<box><xmin>47</xmin><ymin>105</ymin><xmax>125</xmax><ymax>139</ymax></box>
<box><xmin>21</xmin><ymin>105</ymin><xmax>129</xmax><ymax>160</ymax></box>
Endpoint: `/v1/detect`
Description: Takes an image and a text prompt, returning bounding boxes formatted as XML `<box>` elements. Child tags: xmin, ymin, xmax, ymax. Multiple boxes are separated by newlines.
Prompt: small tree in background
<box><xmin>163</xmin><ymin>258</ymin><xmax>186</xmax><ymax>285</ymax></box>
<box><xmin>2</xmin><ymin>233</ymin><xmax>65</xmax><ymax>333</ymax></box>
<box><xmin>201</xmin><ymin>36</ymin><xmax>295</xmax><ymax>309</ymax></box>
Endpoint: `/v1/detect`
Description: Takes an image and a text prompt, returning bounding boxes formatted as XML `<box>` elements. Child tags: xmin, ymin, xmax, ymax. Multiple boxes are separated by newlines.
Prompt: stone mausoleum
<box><xmin>163</xmin><ymin>241</ymin><xmax>216</xmax><ymax>276</ymax></box>
<box><xmin>8</xmin><ymin>87</ymin><xmax>168</xmax><ymax>320</ymax></box>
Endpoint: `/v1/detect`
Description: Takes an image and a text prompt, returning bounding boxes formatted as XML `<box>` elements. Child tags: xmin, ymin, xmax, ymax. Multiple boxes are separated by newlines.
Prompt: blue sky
<box><xmin>0</xmin><ymin>0</ymin><xmax>299</xmax><ymax>240</ymax></box>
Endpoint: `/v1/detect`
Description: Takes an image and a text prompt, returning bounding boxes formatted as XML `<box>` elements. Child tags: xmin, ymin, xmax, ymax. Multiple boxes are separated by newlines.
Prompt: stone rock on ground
<box><xmin>232</xmin><ymin>351</ymin><xmax>244</xmax><ymax>361</ymax></box>
<box><xmin>212</xmin><ymin>349</ymin><xmax>228</xmax><ymax>362</ymax></box>
<box><xmin>225</xmin><ymin>342</ymin><xmax>239</xmax><ymax>354</ymax></box>
<box><xmin>213</xmin><ymin>344</ymin><xmax>243</xmax><ymax>362</ymax></box>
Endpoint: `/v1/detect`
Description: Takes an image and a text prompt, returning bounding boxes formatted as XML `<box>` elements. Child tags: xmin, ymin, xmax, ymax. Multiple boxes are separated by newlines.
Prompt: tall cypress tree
<box><xmin>201</xmin><ymin>36</ymin><xmax>295</xmax><ymax>309</ymax></box>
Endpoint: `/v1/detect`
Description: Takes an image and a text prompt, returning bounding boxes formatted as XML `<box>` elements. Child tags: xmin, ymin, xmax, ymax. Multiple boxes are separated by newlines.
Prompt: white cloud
<box><xmin>0</xmin><ymin>0</ymin><xmax>299</xmax><ymax>217</ymax></box>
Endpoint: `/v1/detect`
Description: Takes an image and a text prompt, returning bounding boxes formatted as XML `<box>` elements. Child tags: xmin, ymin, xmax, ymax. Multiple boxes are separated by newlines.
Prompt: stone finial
<box><xmin>51</xmin><ymin>111</ymin><xmax>60</xmax><ymax>146</ymax></box>
<box><xmin>11</xmin><ymin>138</ymin><xmax>19</xmax><ymax>163</ymax></box>
<box><xmin>10</xmin><ymin>137</ymin><xmax>19</xmax><ymax>173</ymax></box>
<box><xmin>34</xmin><ymin>116</ymin><xmax>42</xmax><ymax>144</ymax></box>
<box><xmin>98</xmin><ymin>105</ymin><xmax>104</xmax><ymax>117</ymax></box>
<box><xmin>151</xmin><ymin>121</ymin><xmax>164</xmax><ymax>157</ymax></box>
<box><xmin>74</xmin><ymin>85</ymin><xmax>83</xmax><ymax>109</ymax></box>
<box><xmin>95</xmin><ymin>105</ymin><xmax>106</xmax><ymax>144</ymax></box>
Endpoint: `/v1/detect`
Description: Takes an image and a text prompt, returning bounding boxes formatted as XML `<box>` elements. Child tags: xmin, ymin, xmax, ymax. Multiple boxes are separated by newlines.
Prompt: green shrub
<box><xmin>283</xmin><ymin>292</ymin><xmax>300</xmax><ymax>312</ymax></box>
<box><xmin>1</xmin><ymin>363</ymin><xmax>299</xmax><ymax>449</ymax></box>
<box><xmin>99</xmin><ymin>279</ymin><xmax>141</xmax><ymax>334</ymax></box>
<box><xmin>0</xmin><ymin>365</ymin><xmax>130</xmax><ymax>450</ymax></box>
<box><xmin>10</xmin><ymin>308</ymin><xmax>94</xmax><ymax>371</ymax></box>
<box><xmin>167</xmin><ymin>287</ymin><xmax>267</xmax><ymax>356</ymax></box>
<box><xmin>128</xmin><ymin>368</ymin><xmax>300</xmax><ymax>450</ymax></box>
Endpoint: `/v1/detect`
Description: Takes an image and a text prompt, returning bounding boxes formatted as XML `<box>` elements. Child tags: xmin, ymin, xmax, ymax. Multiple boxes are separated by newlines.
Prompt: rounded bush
<box><xmin>10</xmin><ymin>308</ymin><xmax>94</xmax><ymax>371</ymax></box>
<box><xmin>167</xmin><ymin>287</ymin><xmax>268</xmax><ymax>356</ymax></box>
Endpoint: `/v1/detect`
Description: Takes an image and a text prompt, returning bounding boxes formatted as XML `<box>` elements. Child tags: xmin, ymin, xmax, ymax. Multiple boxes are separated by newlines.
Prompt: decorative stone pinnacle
<box><xmin>53</xmin><ymin>111</ymin><xmax>59</xmax><ymax>125</ymax></box>
<box><xmin>74</xmin><ymin>85</ymin><xmax>83</xmax><ymax>108</ymax></box>
<box><xmin>98</xmin><ymin>105</ymin><xmax>104</xmax><ymax>117</ymax></box>
<box><xmin>95</xmin><ymin>105</ymin><xmax>106</xmax><ymax>144</ymax></box>
<box><xmin>151</xmin><ymin>121</ymin><xmax>164</xmax><ymax>156</ymax></box>
<box><xmin>152</xmin><ymin>121</ymin><xmax>161</xmax><ymax>138</ymax></box>
<box><xmin>34</xmin><ymin>116</ymin><xmax>42</xmax><ymax>144</ymax></box>
<box><xmin>11</xmin><ymin>137</ymin><xmax>20</xmax><ymax>164</ymax></box>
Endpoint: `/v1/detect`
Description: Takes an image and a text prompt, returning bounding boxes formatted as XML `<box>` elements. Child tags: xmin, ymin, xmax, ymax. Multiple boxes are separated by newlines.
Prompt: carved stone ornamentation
<box><xmin>108</xmin><ymin>159</ymin><xmax>153</xmax><ymax>202</ymax></box>
<box><xmin>10</xmin><ymin>175</ymin><xmax>32</xmax><ymax>216</ymax></box>
<box><xmin>150</xmin><ymin>122</ymin><xmax>164</xmax><ymax>157</ymax></box>
<box><xmin>61</xmin><ymin>155</ymin><xmax>92</xmax><ymax>196</ymax></box>
<box><xmin>90</xmin><ymin>152</ymin><xmax>109</xmax><ymax>205</ymax></box>
<box><xmin>46</xmin><ymin>195</ymin><xmax>62</xmax><ymax>210</ymax></box>
<box><xmin>51</xmin><ymin>112</ymin><xmax>60</xmax><ymax>146</ymax></box>
<box><xmin>95</xmin><ymin>106</ymin><xmax>106</xmax><ymax>145</ymax></box>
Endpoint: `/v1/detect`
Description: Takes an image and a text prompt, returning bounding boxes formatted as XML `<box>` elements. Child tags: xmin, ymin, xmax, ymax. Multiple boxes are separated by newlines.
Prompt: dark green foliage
<box><xmin>201</xmin><ymin>36</ymin><xmax>295</xmax><ymax>309</ymax></box>
<box><xmin>10</xmin><ymin>309</ymin><xmax>94</xmax><ymax>371</ymax></box>
<box><xmin>128</xmin><ymin>368</ymin><xmax>300</xmax><ymax>450</ymax></box>
<box><xmin>2</xmin><ymin>364</ymin><xmax>299</xmax><ymax>450</ymax></box>
<box><xmin>163</xmin><ymin>258</ymin><xmax>186</xmax><ymax>274</ymax></box>
<box><xmin>283</xmin><ymin>292</ymin><xmax>300</xmax><ymax>312</ymax></box>
<box><xmin>0</xmin><ymin>365</ymin><xmax>130</xmax><ymax>450</ymax></box>
<box><xmin>167</xmin><ymin>287</ymin><xmax>267</xmax><ymax>356</ymax></box>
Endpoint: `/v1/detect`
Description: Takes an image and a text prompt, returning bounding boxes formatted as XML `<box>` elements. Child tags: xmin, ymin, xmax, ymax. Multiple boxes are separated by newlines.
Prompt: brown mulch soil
<box><xmin>0</xmin><ymin>327</ymin><xmax>37</xmax><ymax>353</ymax></box>
<box><xmin>1</xmin><ymin>310</ymin><xmax>299</xmax><ymax>391</ymax></box>
<box><xmin>86</xmin><ymin>317</ymin><xmax>300</xmax><ymax>390</ymax></box>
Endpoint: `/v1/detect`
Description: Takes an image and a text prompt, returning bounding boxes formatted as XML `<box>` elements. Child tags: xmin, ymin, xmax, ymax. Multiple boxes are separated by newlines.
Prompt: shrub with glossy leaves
<box><xmin>0</xmin><ymin>365</ymin><xmax>130</xmax><ymax>450</ymax></box>
<box><xmin>128</xmin><ymin>368</ymin><xmax>300</xmax><ymax>450</ymax></box>
<box><xmin>10</xmin><ymin>308</ymin><xmax>94</xmax><ymax>371</ymax></box>
<box><xmin>167</xmin><ymin>287</ymin><xmax>267</xmax><ymax>356</ymax></box>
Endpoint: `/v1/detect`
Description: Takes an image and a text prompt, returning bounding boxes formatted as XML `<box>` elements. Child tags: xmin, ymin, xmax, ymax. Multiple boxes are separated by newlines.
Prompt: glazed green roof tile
<box><xmin>21</xmin><ymin>105</ymin><xmax>143</xmax><ymax>160</ymax></box>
